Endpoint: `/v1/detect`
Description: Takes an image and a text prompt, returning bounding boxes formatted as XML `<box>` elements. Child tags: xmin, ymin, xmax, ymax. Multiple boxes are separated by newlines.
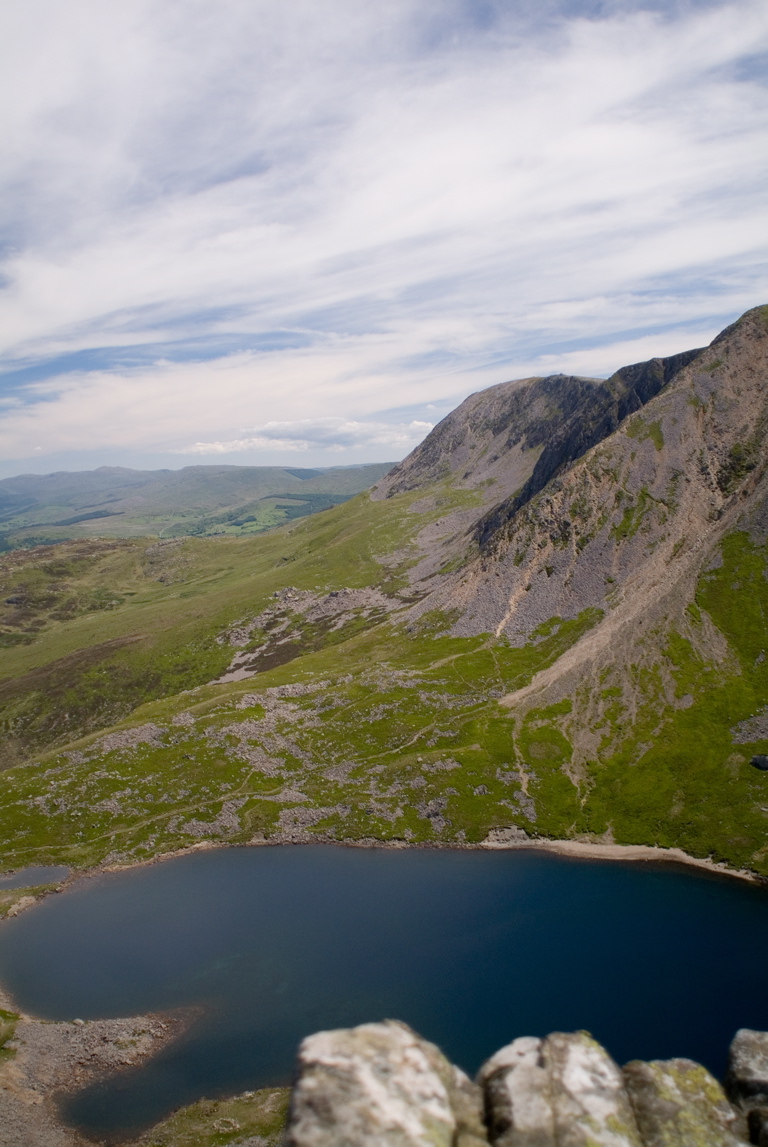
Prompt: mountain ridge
<box><xmin>382</xmin><ymin>306</ymin><xmax>766</xmax><ymax>641</ymax></box>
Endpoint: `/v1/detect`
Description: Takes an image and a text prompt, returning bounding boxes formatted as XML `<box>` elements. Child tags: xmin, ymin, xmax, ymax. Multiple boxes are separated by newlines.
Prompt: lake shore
<box><xmin>481</xmin><ymin>836</ymin><xmax>762</xmax><ymax>883</ymax></box>
<box><xmin>0</xmin><ymin>829</ymin><xmax>760</xmax><ymax>919</ymax></box>
<box><xmin>93</xmin><ymin>829</ymin><xmax>765</xmax><ymax>887</ymax></box>
<box><xmin>0</xmin><ymin>831</ymin><xmax>764</xmax><ymax>1143</ymax></box>
<box><xmin>0</xmin><ymin>983</ymin><xmax>190</xmax><ymax>1147</ymax></box>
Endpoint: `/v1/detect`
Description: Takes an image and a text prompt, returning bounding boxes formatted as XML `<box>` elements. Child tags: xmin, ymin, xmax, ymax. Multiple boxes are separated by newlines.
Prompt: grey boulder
<box><xmin>478</xmin><ymin>1031</ymin><xmax>643</xmax><ymax>1147</ymax></box>
<box><xmin>727</xmin><ymin>1029</ymin><xmax>768</xmax><ymax>1110</ymax></box>
<box><xmin>284</xmin><ymin>1019</ymin><xmax>488</xmax><ymax>1147</ymax></box>
<box><xmin>623</xmin><ymin>1056</ymin><xmax>746</xmax><ymax>1146</ymax></box>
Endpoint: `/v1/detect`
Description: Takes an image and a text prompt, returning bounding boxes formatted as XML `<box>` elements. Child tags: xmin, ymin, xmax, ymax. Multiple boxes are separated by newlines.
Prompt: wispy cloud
<box><xmin>1</xmin><ymin>0</ymin><xmax>766</xmax><ymax>472</ymax></box>
<box><xmin>177</xmin><ymin>419</ymin><xmax>434</xmax><ymax>455</ymax></box>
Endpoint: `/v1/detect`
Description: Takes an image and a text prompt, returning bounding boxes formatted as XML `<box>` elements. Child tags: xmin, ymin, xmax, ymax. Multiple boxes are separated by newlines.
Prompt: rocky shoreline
<box><xmin>0</xmin><ymin>829</ymin><xmax>761</xmax><ymax>926</ymax></box>
<box><xmin>100</xmin><ymin>831</ymin><xmax>768</xmax><ymax>885</ymax></box>
<box><xmin>3</xmin><ymin>1001</ymin><xmax>767</xmax><ymax>1146</ymax></box>
<box><xmin>0</xmin><ymin>985</ymin><xmax>191</xmax><ymax>1147</ymax></box>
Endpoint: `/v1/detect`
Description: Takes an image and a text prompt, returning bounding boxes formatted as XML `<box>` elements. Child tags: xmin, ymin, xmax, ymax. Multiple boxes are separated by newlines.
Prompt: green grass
<box><xmin>570</xmin><ymin>533</ymin><xmax>768</xmax><ymax>871</ymax></box>
<box><xmin>0</xmin><ymin>486</ymin><xmax>459</xmax><ymax>762</ymax></box>
<box><xmin>610</xmin><ymin>487</ymin><xmax>663</xmax><ymax>542</ymax></box>
<box><xmin>0</xmin><ymin>603</ymin><xmax>603</xmax><ymax>869</ymax></box>
<box><xmin>717</xmin><ymin>442</ymin><xmax>758</xmax><ymax>494</ymax></box>
<box><xmin>0</xmin><ymin>1008</ymin><xmax>18</xmax><ymax>1045</ymax></box>
<box><xmin>129</xmin><ymin>1087</ymin><xmax>289</xmax><ymax>1147</ymax></box>
<box><xmin>626</xmin><ymin>418</ymin><xmax>664</xmax><ymax>451</ymax></box>
<box><xmin>0</xmin><ymin>464</ymin><xmax>393</xmax><ymax>551</ymax></box>
<box><xmin>4</xmin><ymin>448</ymin><xmax>768</xmax><ymax>879</ymax></box>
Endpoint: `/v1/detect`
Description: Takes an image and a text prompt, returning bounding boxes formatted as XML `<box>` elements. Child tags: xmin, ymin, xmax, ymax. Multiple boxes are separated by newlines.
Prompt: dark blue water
<box><xmin>0</xmin><ymin>865</ymin><xmax>69</xmax><ymax>890</ymax></box>
<box><xmin>1</xmin><ymin>845</ymin><xmax>767</xmax><ymax>1143</ymax></box>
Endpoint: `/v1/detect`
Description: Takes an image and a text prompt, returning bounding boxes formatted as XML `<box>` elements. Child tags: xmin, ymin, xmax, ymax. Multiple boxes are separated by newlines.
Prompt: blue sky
<box><xmin>0</xmin><ymin>0</ymin><xmax>766</xmax><ymax>476</ymax></box>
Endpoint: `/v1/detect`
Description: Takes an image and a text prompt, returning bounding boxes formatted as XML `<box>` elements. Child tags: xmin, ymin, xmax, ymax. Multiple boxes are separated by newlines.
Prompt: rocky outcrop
<box><xmin>727</xmin><ymin>1030</ymin><xmax>768</xmax><ymax>1113</ymax></box>
<box><xmin>371</xmin><ymin>307</ymin><xmax>768</xmax><ymax>662</ymax></box>
<box><xmin>624</xmin><ymin>1057</ymin><xmax>745</xmax><ymax>1146</ymax></box>
<box><xmin>285</xmin><ymin>1020</ymin><xmax>488</xmax><ymax>1147</ymax></box>
<box><xmin>422</xmin><ymin>305</ymin><xmax>768</xmax><ymax>645</ymax></box>
<box><xmin>473</xmin><ymin>350</ymin><xmax>702</xmax><ymax>550</ymax></box>
<box><xmin>374</xmin><ymin>349</ymin><xmax>700</xmax><ymax>514</ymax></box>
<box><xmin>479</xmin><ymin>1031</ymin><xmax>644</xmax><ymax>1147</ymax></box>
<box><xmin>284</xmin><ymin>1021</ymin><xmax>768</xmax><ymax>1147</ymax></box>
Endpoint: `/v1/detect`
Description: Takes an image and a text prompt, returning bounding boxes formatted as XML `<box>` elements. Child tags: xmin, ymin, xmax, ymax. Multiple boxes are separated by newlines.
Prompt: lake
<box><xmin>0</xmin><ymin>844</ymin><xmax>767</xmax><ymax>1142</ymax></box>
<box><xmin>0</xmin><ymin>865</ymin><xmax>70</xmax><ymax>890</ymax></box>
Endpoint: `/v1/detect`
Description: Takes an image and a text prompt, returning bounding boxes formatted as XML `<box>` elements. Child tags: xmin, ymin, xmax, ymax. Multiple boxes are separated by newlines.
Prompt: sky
<box><xmin>0</xmin><ymin>0</ymin><xmax>767</xmax><ymax>477</ymax></box>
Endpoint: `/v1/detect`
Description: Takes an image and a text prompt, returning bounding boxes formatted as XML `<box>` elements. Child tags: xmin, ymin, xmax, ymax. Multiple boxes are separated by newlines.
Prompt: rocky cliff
<box><xmin>375</xmin><ymin>306</ymin><xmax>768</xmax><ymax>650</ymax></box>
<box><xmin>283</xmin><ymin>1019</ymin><xmax>768</xmax><ymax>1147</ymax></box>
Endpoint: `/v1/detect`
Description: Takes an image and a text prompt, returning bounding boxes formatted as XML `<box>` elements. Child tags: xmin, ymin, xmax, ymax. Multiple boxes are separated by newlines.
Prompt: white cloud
<box><xmin>177</xmin><ymin>419</ymin><xmax>434</xmax><ymax>455</ymax></box>
<box><xmin>0</xmin><ymin>0</ymin><xmax>767</xmax><ymax>469</ymax></box>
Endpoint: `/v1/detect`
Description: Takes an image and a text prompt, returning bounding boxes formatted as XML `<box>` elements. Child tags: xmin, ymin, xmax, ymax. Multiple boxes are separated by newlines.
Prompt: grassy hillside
<box><xmin>0</xmin><ymin>463</ymin><xmax>393</xmax><ymax>550</ymax></box>
<box><xmin>2</xmin><ymin>309</ymin><xmax>768</xmax><ymax>880</ymax></box>
<box><xmin>1</xmin><ymin>491</ymin><xmax>767</xmax><ymax>877</ymax></box>
<box><xmin>0</xmin><ymin>541</ymin><xmax>603</xmax><ymax>871</ymax></box>
<box><xmin>0</xmin><ymin>483</ymin><xmax>445</xmax><ymax>766</ymax></box>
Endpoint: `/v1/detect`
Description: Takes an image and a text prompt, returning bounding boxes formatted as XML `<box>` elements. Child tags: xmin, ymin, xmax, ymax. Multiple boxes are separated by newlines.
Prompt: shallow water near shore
<box><xmin>0</xmin><ymin>864</ymin><xmax>69</xmax><ymax>890</ymax></box>
<box><xmin>1</xmin><ymin>844</ymin><xmax>768</xmax><ymax>1142</ymax></box>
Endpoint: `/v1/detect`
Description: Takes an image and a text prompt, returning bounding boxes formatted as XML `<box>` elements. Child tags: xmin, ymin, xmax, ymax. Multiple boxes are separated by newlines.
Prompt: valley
<box><xmin>0</xmin><ymin>463</ymin><xmax>392</xmax><ymax>551</ymax></box>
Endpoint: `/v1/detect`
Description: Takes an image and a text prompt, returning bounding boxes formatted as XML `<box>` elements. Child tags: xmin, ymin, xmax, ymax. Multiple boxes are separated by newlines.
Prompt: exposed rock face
<box><xmin>375</xmin><ymin>374</ymin><xmax>603</xmax><ymax>501</ymax></box>
<box><xmin>431</xmin><ymin>306</ymin><xmax>768</xmax><ymax>645</ymax></box>
<box><xmin>285</xmin><ymin>1020</ymin><xmax>488</xmax><ymax>1147</ymax></box>
<box><xmin>479</xmin><ymin>1032</ymin><xmax>643</xmax><ymax>1147</ymax></box>
<box><xmin>726</xmin><ymin>1028</ymin><xmax>768</xmax><ymax>1110</ymax></box>
<box><xmin>371</xmin><ymin>306</ymin><xmax>768</xmax><ymax>821</ymax></box>
<box><xmin>479</xmin><ymin>1035</ymin><xmax>551</xmax><ymax>1146</ymax></box>
<box><xmin>624</xmin><ymin>1057</ymin><xmax>745</xmax><ymax>1146</ymax></box>
<box><xmin>472</xmin><ymin>350</ymin><xmax>701</xmax><ymax>550</ymax></box>
<box><xmin>371</xmin><ymin>307</ymin><xmax>768</xmax><ymax>664</ymax></box>
<box><xmin>284</xmin><ymin>1022</ymin><xmax>761</xmax><ymax>1147</ymax></box>
<box><xmin>375</xmin><ymin>350</ymin><xmax>700</xmax><ymax>515</ymax></box>
<box><xmin>747</xmin><ymin>1109</ymin><xmax>768</xmax><ymax>1147</ymax></box>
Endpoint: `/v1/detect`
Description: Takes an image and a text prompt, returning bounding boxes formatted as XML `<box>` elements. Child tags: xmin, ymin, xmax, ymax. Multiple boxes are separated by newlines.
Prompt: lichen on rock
<box><xmin>726</xmin><ymin>1028</ymin><xmax>768</xmax><ymax>1110</ymax></box>
<box><xmin>478</xmin><ymin>1031</ymin><xmax>643</xmax><ymax>1147</ymax></box>
<box><xmin>623</xmin><ymin>1056</ymin><xmax>746</xmax><ymax>1146</ymax></box>
<box><xmin>285</xmin><ymin>1019</ymin><xmax>488</xmax><ymax>1147</ymax></box>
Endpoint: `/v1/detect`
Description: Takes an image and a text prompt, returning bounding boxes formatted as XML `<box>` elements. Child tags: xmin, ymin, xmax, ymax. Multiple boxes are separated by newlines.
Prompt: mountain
<box><xmin>1</xmin><ymin>305</ymin><xmax>767</xmax><ymax>880</ymax></box>
<box><xmin>0</xmin><ymin>462</ymin><xmax>394</xmax><ymax>550</ymax></box>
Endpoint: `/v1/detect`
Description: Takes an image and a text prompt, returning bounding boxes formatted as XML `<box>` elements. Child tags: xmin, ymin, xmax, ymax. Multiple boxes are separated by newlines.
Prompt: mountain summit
<box><xmin>376</xmin><ymin>306</ymin><xmax>767</xmax><ymax>645</ymax></box>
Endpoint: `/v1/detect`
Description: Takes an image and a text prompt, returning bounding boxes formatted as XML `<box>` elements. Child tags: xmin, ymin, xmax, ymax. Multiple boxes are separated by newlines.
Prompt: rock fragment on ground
<box><xmin>478</xmin><ymin>1035</ymin><xmax>553</xmax><ymax>1146</ymax></box>
<box><xmin>3</xmin><ymin>1007</ymin><xmax>764</xmax><ymax>1147</ymax></box>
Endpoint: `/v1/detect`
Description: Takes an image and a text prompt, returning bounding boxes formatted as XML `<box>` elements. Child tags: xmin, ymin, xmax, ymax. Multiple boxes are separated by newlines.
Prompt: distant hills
<box><xmin>0</xmin><ymin>463</ymin><xmax>395</xmax><ymax>550</ymax></box>
<box><xmin>2</xmin><ymin>306</ymin><xmax>768</xmax><ymax>881</ymax></box>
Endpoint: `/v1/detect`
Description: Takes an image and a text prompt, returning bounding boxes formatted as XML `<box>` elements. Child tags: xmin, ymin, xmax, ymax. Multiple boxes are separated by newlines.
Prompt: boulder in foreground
<box><xmin>285</xmin><ymin>1019</ymin><xmax>487</xmax><ymax>1147</ymax></box>
<box><xmin>284</xmin><ymin>1021</ymin><xmax>761</xmax><ymax>1146</ymax></box>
